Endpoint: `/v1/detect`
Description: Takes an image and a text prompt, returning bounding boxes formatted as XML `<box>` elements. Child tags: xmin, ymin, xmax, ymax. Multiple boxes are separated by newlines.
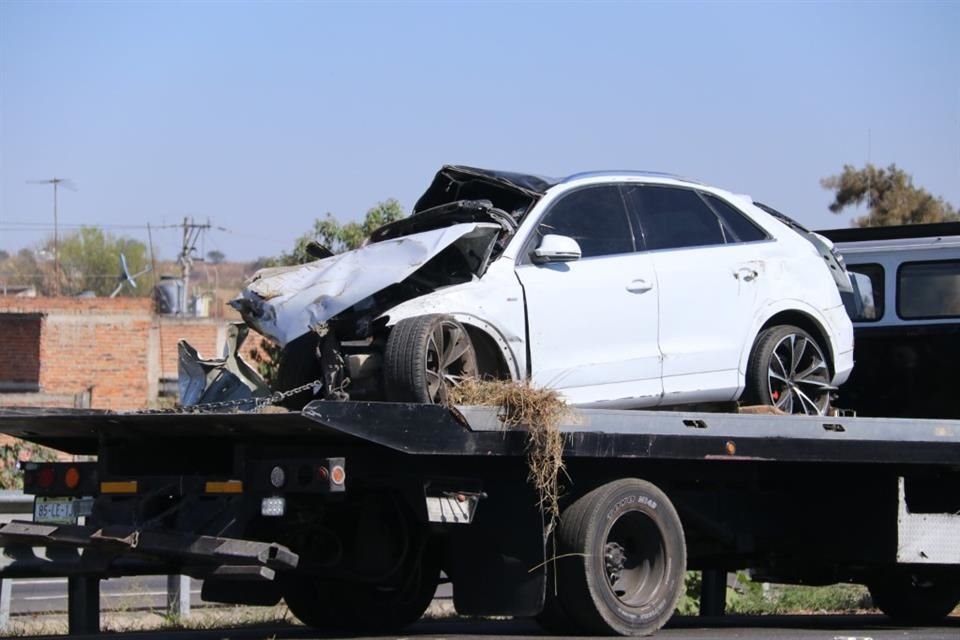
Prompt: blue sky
<box><xmin>1</xmin><ymin>1</ymin><xmax>958</xmax><ymax>261</ymax></box>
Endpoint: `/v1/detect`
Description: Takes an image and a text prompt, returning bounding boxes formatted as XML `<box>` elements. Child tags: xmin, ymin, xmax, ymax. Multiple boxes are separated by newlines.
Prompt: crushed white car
<box><xmin>191</xmin><ymin>166</ymin><xmax>855</xmax><ymax>415</ymax></box>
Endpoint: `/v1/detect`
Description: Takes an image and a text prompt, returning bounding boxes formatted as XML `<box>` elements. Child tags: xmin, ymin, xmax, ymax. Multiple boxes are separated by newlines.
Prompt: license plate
<box><xmin>34</xmin><ymin>497</ymin><xmax>77</xmax><ymax>525</ymax></box>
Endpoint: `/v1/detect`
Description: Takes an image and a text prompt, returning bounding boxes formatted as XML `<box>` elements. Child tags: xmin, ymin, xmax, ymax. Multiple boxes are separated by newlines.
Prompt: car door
<box><xmin>514</xmin><ymin>184</ymin><xmax>663</xmax><ymax>407</ymax></box>
<box><xmin>624</xmin><ymin>185</ymin><xmax>773</xmax><ymax>403</ymax></box>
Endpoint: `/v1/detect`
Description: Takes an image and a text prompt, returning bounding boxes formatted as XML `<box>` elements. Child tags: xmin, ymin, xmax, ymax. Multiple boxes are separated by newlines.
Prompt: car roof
<box><xmin>439</xmin><ymin>165</ymin><xmax>703</xmax><ymax>195</ymax></box>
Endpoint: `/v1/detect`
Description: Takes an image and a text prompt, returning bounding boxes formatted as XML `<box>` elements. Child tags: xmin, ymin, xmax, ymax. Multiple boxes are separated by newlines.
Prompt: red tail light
<box><xmin>37</xmin><ymin>466</ymin><xmax>55</xmax><ymax>489</ymax></box>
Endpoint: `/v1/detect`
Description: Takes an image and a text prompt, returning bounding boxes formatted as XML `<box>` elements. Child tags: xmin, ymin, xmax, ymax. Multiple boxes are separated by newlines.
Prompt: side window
<box><xmin>847</xmin><ymin>263</ymin><xmax>885</xmax><ymax>321</ymax></box>
<box><xmin>535</xmin><ymin>185</ymin><xmax>634</xmax><ymax>258</ymax></box>
<box><xmin>701</xmin><ymin>193</ymin><xmax>769</xmax><ymax>243</ymax></box>
<box><xmin>624</xmin><ymin>186</ymin><xmax>725</xmax><ymax>250</ymax></box>
<box><xmin>898</xmin><ymin>261</ymin><xmax>960</xmax><ymax>319</ymax></box>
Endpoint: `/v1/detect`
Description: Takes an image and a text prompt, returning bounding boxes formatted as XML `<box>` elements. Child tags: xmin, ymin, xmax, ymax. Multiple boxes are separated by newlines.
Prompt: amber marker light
<box><xmin>64</xmin><ymin>466</ymin><xmax>80</xmax><ymax>489</ymax></box>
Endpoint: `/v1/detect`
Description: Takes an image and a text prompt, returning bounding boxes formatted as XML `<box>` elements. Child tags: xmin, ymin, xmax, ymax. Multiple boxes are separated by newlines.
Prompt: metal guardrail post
<box><xmin>167</xmin><ymin>574</ymin><xmax>191</xmax><ymax>618</ymax></box>
<box><xmin>67</xmin><ymin>575</ymin><xmax>100</xmax><ymax>634</ymax></box>
<box><xmin>0</xmin><ymin>578</ymin><xmax>11</xmax><ymax>632</ymax></box>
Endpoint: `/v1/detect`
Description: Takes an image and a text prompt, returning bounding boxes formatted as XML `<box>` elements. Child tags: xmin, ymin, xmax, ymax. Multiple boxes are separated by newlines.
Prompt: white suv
<box><xmin>231</xmin><ymin>166</ymin><xmax>854</xmax><ymax>415</ymax></box>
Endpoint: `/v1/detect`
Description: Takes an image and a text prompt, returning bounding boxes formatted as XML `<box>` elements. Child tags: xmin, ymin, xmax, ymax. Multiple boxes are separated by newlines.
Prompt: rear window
<box><xmin>847</xmin><ymin>263</ymin><xmax>884</xmax><ymax>321</ymax></box>
<box><xmin>898</xmin><ymin>260</ymin><xmax>960</xmax><ymax>319</ymax></box>
<box><xmin>701</xmin><ymin>194</ymin><xmax>769</xmax><ymax>243</ymax></box>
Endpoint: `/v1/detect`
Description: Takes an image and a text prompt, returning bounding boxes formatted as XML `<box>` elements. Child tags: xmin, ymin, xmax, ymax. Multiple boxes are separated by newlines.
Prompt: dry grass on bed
<box><xmin>450</xmin><ymin>378</ymin><xmax>569</xmax><ymax>527</ymax></box>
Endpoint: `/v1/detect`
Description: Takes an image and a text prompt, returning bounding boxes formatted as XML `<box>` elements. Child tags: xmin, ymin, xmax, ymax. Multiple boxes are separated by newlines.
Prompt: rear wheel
<box><xmin>555</xmin><ymin>479</ymin><xmax>686</xmax><ymax>636</ymax></box>
<box><xmin>868</xmin><ymin>571</ymin><xmax>960</xmax><ymax>624</ymax></box>
<box><xmin>384</xmin><ymin>314</ymin><xmax>478</xmax><ymax>404</ymax></box>
<box><xmin>283</xmin><ymin>544</ymin><xmax>441</xmax><ymax>631</ymax></box>
<box><xmin>743</xmin><ymin>325</ymin><xmax>833</xmax><ymax>415</ymax></box>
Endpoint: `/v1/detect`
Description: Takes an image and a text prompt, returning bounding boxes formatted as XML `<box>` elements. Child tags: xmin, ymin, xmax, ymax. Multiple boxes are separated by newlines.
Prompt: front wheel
<box><xmin>384</xmin><ymin>314</ymin><xmax>478</xmax><ymax>404</ymax></box>
<box><xmin>743</xmin><ymin>325</ymin><xmax>833</xmax><ymax>415</ymax></box>
<box><xmin>555</xmin><ymin>479</ymin><xmax>686</xmax><ymax>636</ymax></box>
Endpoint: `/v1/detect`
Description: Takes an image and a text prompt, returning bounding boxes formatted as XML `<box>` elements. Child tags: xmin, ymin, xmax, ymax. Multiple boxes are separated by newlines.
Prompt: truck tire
<box><xmin>555</xmin><ymin>479</ymin><xmax>686</xmax><ymax>636</ymax></box>
<box><xmin>339</xmin><ymin>549</ymin><xmax>441</xmax><ymax>631</ymax></box>
<box><xmin>283</xmin><ymin>546</ymin><xmax>441</xmax><ymax>632</ymax></box>
<box><xmin>282</xmin><ymin>576</ymin><xmax>342</xmax><ymax>628</ymax></box>
<box><xmin>868</xmin><ymin>571</ymin><xmax>960</xmax><ymax>624</ymax></box>
<box><xmin>384</xmin><ymin>315</ymin><xmax>478</xmax><ymax>404</ymax></box>
<box><xmin>743</xmin><ymin>324</ymin><xmax>832</xmax><ymax>415</ymax></box>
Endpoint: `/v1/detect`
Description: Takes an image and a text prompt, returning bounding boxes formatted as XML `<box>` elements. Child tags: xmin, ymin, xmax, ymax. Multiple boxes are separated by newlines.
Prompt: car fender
<box><xmin>736</xmin><ymin>299</ymin><xmax>844</xmax><ymax>391</ymax></box>
<box><xmin>378</xmin><ymin>280</ymin><xmax>526</xmax><ymax>381</ymax></box>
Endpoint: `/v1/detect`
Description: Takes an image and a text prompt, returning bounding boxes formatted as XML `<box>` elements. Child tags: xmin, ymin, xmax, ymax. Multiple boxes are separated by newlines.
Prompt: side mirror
<box><xmin>848</xmin><ymin>271</ymin><xmax>877</xmax><ymax>320</ymax></box>
<box><xmin>532</xmin><ymin>234</ymin><xmax>582</xmax><ymax>264</ymax></box>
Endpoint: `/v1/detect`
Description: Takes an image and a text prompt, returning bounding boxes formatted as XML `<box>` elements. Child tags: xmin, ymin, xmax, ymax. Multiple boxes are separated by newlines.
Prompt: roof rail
<box><xmin>818</xmin><ymin>222</ymin><xmax>960</xmax><ymax>243</ymax></box>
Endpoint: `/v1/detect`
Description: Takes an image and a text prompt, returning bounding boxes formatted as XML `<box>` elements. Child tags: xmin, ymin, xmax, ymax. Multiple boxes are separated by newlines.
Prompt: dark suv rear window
<box><xmin>898</xmin><ymin>260</ymin><xmax>960</xmax><ymax>319</ymax></box>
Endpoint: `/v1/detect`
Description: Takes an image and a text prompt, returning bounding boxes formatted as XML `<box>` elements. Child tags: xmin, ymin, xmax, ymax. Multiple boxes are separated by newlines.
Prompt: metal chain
<box><xmin>133</xmin><ymin>379</ymin><xmax>324</xmax><ymax>415</ymax></box>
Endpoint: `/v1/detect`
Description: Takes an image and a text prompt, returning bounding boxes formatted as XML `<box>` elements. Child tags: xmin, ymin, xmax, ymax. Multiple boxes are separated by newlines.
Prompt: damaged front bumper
<box><xmin>178</xmin><ymin>323</ymin><xmax>271</xmax><ymax>408</ymax></box>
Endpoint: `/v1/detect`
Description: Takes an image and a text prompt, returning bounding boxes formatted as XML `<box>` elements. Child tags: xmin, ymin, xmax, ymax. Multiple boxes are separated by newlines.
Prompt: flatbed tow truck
<box><xmin>1</xmin><ymin>400</ymin><xmax>959</xmax><ymax>636</ymax></box>
<box><xmin>2</xmin><ymin>222</ymin><xmax>960</xmax><ymax>636</ymax></box>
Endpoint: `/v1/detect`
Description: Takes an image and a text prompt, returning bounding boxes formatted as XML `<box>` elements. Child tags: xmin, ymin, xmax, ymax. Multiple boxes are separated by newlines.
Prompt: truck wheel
<box><xmin>283</xmin><ymin>547</ymin><xmax>441</xmax><ymax>631</ymax></box>
<box><xmin>338</xmin><ymin>544</ymin><xmax>442</xmax><ymax>631</ymax></box>
<box><xmin>743</xmin><ymin>325</ymin><xmax>832</xmax><ymax>415</ymax></box>
<box><xmin>282</xmin><ymin>576</ymin><xmax>343</xmax><ymax>628</ymax></box>
<box><xmin>868</xmin><ymin>571</ymin><xmax>960</xmax><ymax>624</ymax></box>
<box><xmin>384</xmin><ymin>315</ymin><xmax>478</xmax><ymax>404</ymax></box>
<box><xmin>555</xmin><ymin>479</ymin><xmax>686</xmax><ymax>636</ymax></box>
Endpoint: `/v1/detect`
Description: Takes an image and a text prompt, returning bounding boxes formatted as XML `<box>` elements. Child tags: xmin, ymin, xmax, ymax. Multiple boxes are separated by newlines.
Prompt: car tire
<box><xmin>555</xmin><ymin>479</ymin><xmax>686</xmax><ymax>636</ymax></box>
<box><xmin>743</xmin><ymin>324</ymin><xmax>832</xmax><ymax>415</ymax></box>
<box><xmin>868</xmin><ymin>571</ymin><xmax>960</xmax><ymax>624</ymax></box>
<box><xmin>384</xmin><ymin>314</ymin><xmax>479</xmax><ymax>404</ymax></box>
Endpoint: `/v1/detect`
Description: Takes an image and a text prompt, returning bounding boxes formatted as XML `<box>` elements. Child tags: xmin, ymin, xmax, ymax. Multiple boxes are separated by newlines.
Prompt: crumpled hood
<box><xmin>232</xmin><ymin>222</ymin><xmax>500</xmax><ymax>346</ymax></box>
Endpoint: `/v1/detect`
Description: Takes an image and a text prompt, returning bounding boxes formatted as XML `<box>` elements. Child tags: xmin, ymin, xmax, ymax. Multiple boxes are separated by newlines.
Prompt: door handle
<box><xmin>626</xmin><ymin>279</ymin><xmax>653</xmax><ymax>293</ymax></box>
<box><xmin>735</xmin><ymin>268</ymin><xmax>759</xmax><ymax>282</ymax></box>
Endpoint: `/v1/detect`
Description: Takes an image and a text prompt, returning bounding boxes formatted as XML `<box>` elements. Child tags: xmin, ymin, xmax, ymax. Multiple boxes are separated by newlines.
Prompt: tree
<box><xmin>248</xmin><ymin>199</ymin><xmax>407</xmax><ymax>383</ymax></box>
<box><xmin>269</xmin><ymin>198</ymin><xmax>407</xmax><ymax>267</ymax></box>
<box><xmin>0</xmin><ymin>248</ymin><xmax>46</xmax><ymax>293</ymax></box>
<box><xmin>206</xmin><ymin>249</ymin><xmax>226</xmax><ymax>264</ymax></box>
<box><xmin>52</xmin><ymin>227</ymin><xmax>150</xmax><ymax>297</ymax></box>
<box><xmin>821</xmin><ymin>164</ymin><xmax>958</xmax><ymax>227</ymax></box>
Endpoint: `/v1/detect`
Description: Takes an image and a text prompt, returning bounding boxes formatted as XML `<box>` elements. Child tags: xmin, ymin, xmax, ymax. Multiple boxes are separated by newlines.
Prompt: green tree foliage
<box><xmin>0</xmin><ymin>248</ymin><xmax>46</xmax><ymax>292</ymax></box>
<box><xmin>53</xmin><ymin>227</ymin><xmax>150</xmax><ymax>297</ymax></box>
<box><xmin>248</xmin><ymin>199</ymin><xmax>406</xmax><ymax>383</ymax></box>
<box><xmin>206</xmin><ymin>249</ymin><xmax>226</xmax><ymax>264</ymax></box>
<box><xmin>278</xmin><ymin>198</ymin><xmax>406</xmax><ymax>266</ymax></box>
<box><xmin>1</xmin><ymin>440</ymin><xmax>60</xmax><ymax>489</ymax></box>
<box><xmin>822</xmin><ymin>164</ymin><xmax>958</xmax><ymax>227</ymax></box>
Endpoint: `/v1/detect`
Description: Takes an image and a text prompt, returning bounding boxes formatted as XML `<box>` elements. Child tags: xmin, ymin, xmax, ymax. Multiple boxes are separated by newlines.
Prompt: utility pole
<box><xmin>27</xmin><ymin>177</ymin><xmax>75</xmax><ymax>296</ymax></box>
<box><xmin>178</xmin><ymin>217</ymin><xmax>211</xmax><ymax>316</ymax></box>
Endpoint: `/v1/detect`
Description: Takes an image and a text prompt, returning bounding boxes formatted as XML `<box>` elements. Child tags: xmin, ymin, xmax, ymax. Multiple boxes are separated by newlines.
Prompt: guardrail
<box><xmin>0</xmin><ymin>490</ymin><xmax>192</xmax><ymax>633</ymax></box>
<box><xmin>0</xmin><ymin>490</ymin><xmax>32</xmax><ymax>514</ymax></box>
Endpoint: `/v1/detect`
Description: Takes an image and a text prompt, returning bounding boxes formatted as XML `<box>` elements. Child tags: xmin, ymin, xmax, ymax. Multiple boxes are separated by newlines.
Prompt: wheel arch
<box><xmin>383</xmin><ymin>311</ymin><xmax>522</xmax><ymax>381</ymax></box>
<box><xmin>754</xmin><ymin>309</ymin><xmax>836</xmax><ymax>378</ymax></box>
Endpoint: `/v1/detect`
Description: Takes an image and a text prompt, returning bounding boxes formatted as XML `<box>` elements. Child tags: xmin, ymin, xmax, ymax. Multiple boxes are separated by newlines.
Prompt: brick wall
<box><xmin>0</xmin><ymin>297</ymin><xmax>157</xmax><ymax>411</ymax></box>
<box><xmin>0</xmin><ymin>297</ymin><xmax>273</xmax><ymax>411</ymax></box>
<box><xmin>157</xmin><ymin>318</ymin><xmax>227</xmax><ymax>379</ymax></box>
<box><xmin>0</xmin><ymin>314</ymin><xmax>42</xmax><ymax>388</ymax></box>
